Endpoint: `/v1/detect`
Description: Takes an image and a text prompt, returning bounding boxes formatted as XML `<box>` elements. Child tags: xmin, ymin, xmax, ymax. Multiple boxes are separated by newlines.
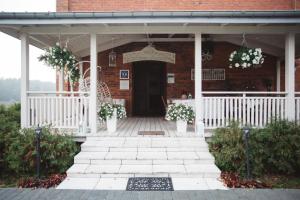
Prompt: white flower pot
<box><xmin>106</xmin><ymin>109</ymin><xmax>117</xmax><ymax>133</ymax></box>
<box><xmin>176</xmin><ymin>120</ymin><xmax>187</xmax><ymax>133</ymax></box>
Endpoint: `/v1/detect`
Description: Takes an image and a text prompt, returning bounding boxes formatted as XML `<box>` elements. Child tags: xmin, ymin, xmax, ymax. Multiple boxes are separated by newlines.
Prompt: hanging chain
<box><xmin>242</xmin><ymin>33</ymin><xmax>247</xmax><ymax>47</ymax></box>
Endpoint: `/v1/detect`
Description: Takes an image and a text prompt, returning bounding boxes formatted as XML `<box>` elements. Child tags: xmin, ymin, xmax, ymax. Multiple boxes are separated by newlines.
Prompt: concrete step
<box><xmin>74</xmin><ymin>150</ymin><xmax>215</xmax><ymax>164</ymax></box>
<box><xmin>66</xmin><ymin>163</ymin><xmax>221</xmax><ymax>179</ymax></box>
<box><xmin>83</xmin><ymin>137</ymin><xmax>208</xmax><ymax>148</ymax></box>
<box><xmin>81</xmin><ymin>146</ymin><xmax>209</xmax><ymax>152</ymax></box>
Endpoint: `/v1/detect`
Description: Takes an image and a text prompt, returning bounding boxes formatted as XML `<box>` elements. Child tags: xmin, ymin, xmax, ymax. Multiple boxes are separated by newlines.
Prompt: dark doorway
<box><xmin>133</xmin><ymin>61</ymin><xmax>166</xmax><ymax>116</ymax></box>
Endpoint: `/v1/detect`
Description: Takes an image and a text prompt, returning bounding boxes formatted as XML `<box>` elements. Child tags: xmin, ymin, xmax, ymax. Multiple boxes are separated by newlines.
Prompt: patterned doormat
<box><xmin>126</xmin><ymin>177</ymin><xmax>174</xmax><ymax>191</ymax></box>
<box><xmin>138</xmin><ymin>131</ymin><xmax>165</xmax><ymax>135</ymax></box>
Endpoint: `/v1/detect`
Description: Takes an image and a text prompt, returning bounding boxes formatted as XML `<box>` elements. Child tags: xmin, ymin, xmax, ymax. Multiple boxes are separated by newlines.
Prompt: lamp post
<box><xmin>242</xmin><ymin>127</ymin><xmax>251</xmax><ymax>180</ymax></box>
<box><xmin>35</xmin><ymin>126</ymin><xmax>42</xmax><ymax>179</ymax></box>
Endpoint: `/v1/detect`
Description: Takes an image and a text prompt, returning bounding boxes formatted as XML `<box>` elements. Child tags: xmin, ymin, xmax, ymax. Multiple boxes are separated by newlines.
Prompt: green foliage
<box><xmin>4</xmin><ymin>126</ymin><xmax>79</xmax><ymax>176</ymax></box>
<box><xmin>209</xmin><ymin>120</ymin><xmax>300</xmax><ymax>177</ymax></box>
<box><xmin>209</xmin><ymin>121</ymin><xmax>246</xmax><ymax>175</ymax></box>
<box><xmin>38</xmin><ymin>42</ymin><xmax>79</xmax><ymax>83</ymax></box>
<box><xmin>0</xmin><ymin>104</ymin><xmax>20</xmax><ymax>173</ymax></box>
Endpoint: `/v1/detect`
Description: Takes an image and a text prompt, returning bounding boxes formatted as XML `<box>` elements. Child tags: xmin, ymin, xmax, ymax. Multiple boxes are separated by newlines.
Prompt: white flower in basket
<box><xmin>98</xmin><ymin>103</ymin><xmax>127</xmax><ymax>133</ymax></box>
<box><xmin>165</xmin><ymin>104</ymin><xmax>195</xmax><ymax>133</ymax></box>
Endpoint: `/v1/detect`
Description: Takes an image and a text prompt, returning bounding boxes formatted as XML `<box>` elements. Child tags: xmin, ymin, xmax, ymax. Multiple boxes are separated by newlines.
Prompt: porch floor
<box><xmin>96</xmin><ymin>117</ymin><xmax>198</xmax><ymax>137</ymax></box>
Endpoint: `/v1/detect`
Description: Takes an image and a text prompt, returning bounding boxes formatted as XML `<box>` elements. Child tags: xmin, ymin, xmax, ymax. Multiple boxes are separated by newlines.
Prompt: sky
<box><xmin>0</xmin><ymin>0</ymin><xmax>56</xmax><ymax>83</ymax></box>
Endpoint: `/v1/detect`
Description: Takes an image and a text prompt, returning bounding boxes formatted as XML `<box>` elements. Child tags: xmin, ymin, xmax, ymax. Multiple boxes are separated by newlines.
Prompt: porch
<box><xmin>1</xmin><ymin>11</ymin><xmax>300</xmax><ymax>136</ymax></box>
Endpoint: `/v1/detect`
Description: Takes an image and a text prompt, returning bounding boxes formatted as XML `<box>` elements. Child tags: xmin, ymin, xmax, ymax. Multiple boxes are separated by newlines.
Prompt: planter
<box><xmin>176</xmin><ymin>120</ymin><xmax>187</xmax><ymax>133</ymax></box>
<box><xmin>106</xmin><ymin>109</ymin><xmax>117</xmax><ymax>133</ymax></box>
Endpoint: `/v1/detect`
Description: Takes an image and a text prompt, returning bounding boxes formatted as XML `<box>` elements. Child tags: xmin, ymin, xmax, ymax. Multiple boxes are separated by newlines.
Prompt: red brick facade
<box><xmin>57</xmin><ymin>0</ymin><xmax>300</xmax><ymax>12</ymax></box>
<box><xmin>80</xmin><ymin>42</ymin><xmax>278</xmax><ymax>116</ymax></box>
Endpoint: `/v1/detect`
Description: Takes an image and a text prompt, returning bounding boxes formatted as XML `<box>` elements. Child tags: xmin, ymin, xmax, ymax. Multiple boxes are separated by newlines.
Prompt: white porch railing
<box><xmin>27</xmin><ymin>91</ymin><xmax>90</xmax><ymax>129</ymax></box>
<box><xmin>296</xmin><ymin>92</ymin><xmax>300</xmax><ymax>125</ymax></box>
<box><xmin>202</xmin><ymin>92</ymin><xmax>287</xmax><ymax>129</ymax></box>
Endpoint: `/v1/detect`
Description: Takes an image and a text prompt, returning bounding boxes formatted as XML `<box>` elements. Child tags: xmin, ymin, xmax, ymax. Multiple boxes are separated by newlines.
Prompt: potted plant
<box><xmin>165</xmin><ymin>103</ymin><xmax>195</xmax><ymax>133</ymax></box>
<box><xmin>98</xmin><ymin>103</ymin><xmax>126</xmax><ymax>132</ymax></box>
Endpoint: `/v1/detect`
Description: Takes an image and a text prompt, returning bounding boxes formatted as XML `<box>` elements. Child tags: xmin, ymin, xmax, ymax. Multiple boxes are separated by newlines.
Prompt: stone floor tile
<box><xmin>136</xmin><ymin>151</ymin><xmax>167</xmax><ymax>160</ymax></box>
<box><xmin>172</xmin><ymin>178</ymin><xmax>210</xmax><ymax>190</ymax></box>
<box><xmin>153</xmin><ymin>159</ymin><xmax>183</xmax><ymax>165</ymax></box>
<box><xmin>105</xmin><ymin>151</ymin><xmax>137</xmax><ymax>160</ymax></box>
<box><xmin>121</xmin><ymin>160</ymin><xmax>152</xmax><ymax>165</ymax></box>
<box><xmin>67</xmin><ymin>164</ymin><xmax>89</xmax><ymax>174</ymax></box>
<box><xmin>109</xmin><ymin>147</ymin><xmax>137</xmax><ymax>152</ymax></box>
<box><xmin>205</xmin><ymin>178</ymin><xmax>228</xmax><ymax>190</ymax></box>
<box><xmin>119</xmin><ymin>165</ymin><xmax>153</xmax><ymax>174</ymax></box>
<box><xmin>85</xmin><ymin>164</ymin><xmax>121</xmax><ymax>174</ymax></box>
<box><xmin>56</xmin><ymin>177</ymin><xmax>99</xmax><ymax>190</ymax></box>
<box><xmin>94</xmin><ymin>178</ymin><xmax>128</xmax><ymax>190</ymax></box>
<box><xmin>153</xmin><ymin>165</ymin><xmax>186</xmax><ymax>173</ymax></box>
<box><xmin>167</xmin><ymin>152</ymin><xmax>199</xmax><ymax>160</ymax></box>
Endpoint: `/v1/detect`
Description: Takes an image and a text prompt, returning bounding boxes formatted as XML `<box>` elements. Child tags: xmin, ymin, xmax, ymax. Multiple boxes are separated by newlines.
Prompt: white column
<box><xmin>89</xmin><ymin>33</ymin><xmax>98</xmax><ymax>133</ymax></box>
<box><xmin>285</xmin><ymin>33</ymin><xmax>295</xmax><ymax>121</ymax></box>
<box><xmin>276</xmin><ymin>59</ymin><xmax>281</xmax><ymax>92</ymax></box>
<box><xmin>20</xmin><ymin>33</ymin><xmax>29</xmax><ymax>128</ymax></box>
<box><xmin>195</xmin><ymin>33</ymin><xmax>204</xmax><ymax>136</ymax></box>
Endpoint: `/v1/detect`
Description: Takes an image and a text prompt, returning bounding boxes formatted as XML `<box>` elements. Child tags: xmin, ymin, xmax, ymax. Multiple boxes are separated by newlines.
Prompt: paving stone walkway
<box><xmin>1</xmin><ymin>188</ymin><xmax>300</xmax><ymax>200</ymax></box>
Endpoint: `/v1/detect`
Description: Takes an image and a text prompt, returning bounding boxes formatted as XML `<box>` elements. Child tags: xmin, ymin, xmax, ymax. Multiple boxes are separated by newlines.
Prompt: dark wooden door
<box><xmin>133</xmin><ymin>61</ymin><xmax>166</xmax><ymax>116</ymax></box>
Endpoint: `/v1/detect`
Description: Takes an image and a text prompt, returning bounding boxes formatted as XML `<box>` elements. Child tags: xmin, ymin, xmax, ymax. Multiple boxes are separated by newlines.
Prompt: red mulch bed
<box><xmin>221</xmin><ymin>172</ymin><xmax>271</xmax><ymax>188</ymax></box>
<box><xmin>17</xmin><ymin>174</ymin><xmax>66</xmax><ymax>188</ymax></box>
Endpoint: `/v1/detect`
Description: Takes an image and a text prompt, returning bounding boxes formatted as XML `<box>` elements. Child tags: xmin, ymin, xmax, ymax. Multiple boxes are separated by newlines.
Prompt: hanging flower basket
<box><xmin>229</xmin><ymin>47</ymin><xmax>264</xmax><ymax>69</ymax></box>
<box><xmin>38</xmin><ymin>42</ymin><xmax>79</xmax><ymax>83</ymax></box>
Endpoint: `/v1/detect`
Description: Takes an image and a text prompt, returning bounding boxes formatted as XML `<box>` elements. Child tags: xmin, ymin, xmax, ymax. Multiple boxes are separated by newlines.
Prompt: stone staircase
<box><xmin>66</xmin><ymin>136</ymin><xmax>221</xmax><ymax>179</ymax></box>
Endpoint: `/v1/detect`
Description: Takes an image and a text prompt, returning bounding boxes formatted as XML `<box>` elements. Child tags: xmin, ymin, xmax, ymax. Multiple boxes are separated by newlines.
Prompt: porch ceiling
<box><xmin>0</xmin><ymin>11</ymin><xmax>300</xmax><ymax>58</ymax></box>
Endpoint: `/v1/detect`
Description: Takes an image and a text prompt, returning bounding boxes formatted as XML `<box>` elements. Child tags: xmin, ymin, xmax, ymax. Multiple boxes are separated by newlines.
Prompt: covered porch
<box><xmin>1</xmin><ymin>11</ymin><xmax>300</xmax><ymax>137</ymax></box>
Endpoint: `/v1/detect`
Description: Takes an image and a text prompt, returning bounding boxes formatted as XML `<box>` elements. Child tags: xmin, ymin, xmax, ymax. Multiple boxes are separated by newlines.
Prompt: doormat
<box><xmin>138</xmin><ymin>131</ymin><xmax>165</xmax><ymax>135</ymax></box>
<box><xmin>126</xmin><ymin>177</ymin><xmax>174</xmax><ymax>191</ymax></box>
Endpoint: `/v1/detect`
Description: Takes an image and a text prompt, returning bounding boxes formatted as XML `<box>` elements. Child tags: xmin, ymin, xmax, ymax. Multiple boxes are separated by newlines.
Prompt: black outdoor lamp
<box><xmin>242</xmin><ymin>126</ymin><xmax>251</xmax><ymax>180</ymax></box>
<box><xmin>35</xmin><ymin>125</ymin><xmax>42</xmax><ymax>179</ymax></box>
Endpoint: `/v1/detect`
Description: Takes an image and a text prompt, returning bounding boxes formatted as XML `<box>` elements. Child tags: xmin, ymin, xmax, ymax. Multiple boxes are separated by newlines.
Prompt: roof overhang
<box><xmin>0</xmin><ymin>11</ymin><xmax>300</xmax><ymax>58</ymax></box>
<box><xmin>1</xmin><ymin>11</ymin><xmax>300</xmax><ymax>25</ymax></box>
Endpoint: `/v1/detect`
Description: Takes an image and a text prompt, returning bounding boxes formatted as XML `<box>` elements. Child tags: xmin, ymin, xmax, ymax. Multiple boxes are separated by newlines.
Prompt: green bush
<box><xmin>4</xmin><ymin>126</ymin><xmax>79</xmax><ymax>176</ymax></box>
<box><xmin>0</xmin><ymin>103</ymin><xmax>20</xmax><ymax>174</ymax></box>
<box><xmin>209</xmin><ymin>120</ymin><xmax>300</xmax><ymax>177</ymax></box>
<box><xmin>209</xmin><ymin>121</ymin><xmax>246</xmax><ymax>175</ymax></box>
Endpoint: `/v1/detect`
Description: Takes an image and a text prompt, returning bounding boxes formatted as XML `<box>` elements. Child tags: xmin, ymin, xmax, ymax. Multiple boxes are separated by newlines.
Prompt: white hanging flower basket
<box><xmin>229</xmin><ymin>47</ymin><xmax>265</xmax><ymax>69</ymax></box>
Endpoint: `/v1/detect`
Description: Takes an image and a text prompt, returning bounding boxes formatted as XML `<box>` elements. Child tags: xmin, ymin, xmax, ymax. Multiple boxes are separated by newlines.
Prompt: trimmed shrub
<box><xmin>4</xmin><ymin>126</ymin><xmax>79</xmax><ymax>176</ymax></box>
<box><xmin>209</xmin><ymin>121</ymin><xmax>246</xmax><ymax>175</ymax></box>
<box><xmin>209</xmin><ymin>120</ymin><xmax>300</xmax><ymax>177</ymax></box>
<box><xmin>0</xmin><ymin>103</ymin><xmax>20</xmax><ymax>174</ymax></box>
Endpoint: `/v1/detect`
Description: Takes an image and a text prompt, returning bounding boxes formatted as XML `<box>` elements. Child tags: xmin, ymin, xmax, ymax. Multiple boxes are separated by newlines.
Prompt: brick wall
<box><xmin>57</xmin><ymin>0</ymin><xmax>300</xmax><ymax>12</ymax></box>
<box><xmin>77</xmin><ymin>41</ymin><xmax>278</xmax><ymax>116</ymax></box>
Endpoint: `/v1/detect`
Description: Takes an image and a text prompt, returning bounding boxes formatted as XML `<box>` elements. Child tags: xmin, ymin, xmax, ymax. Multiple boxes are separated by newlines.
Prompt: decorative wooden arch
<box><xmin>123</xmin><ymin>45</ymin><xmax>176</xmax><ymax>64</ymax></box>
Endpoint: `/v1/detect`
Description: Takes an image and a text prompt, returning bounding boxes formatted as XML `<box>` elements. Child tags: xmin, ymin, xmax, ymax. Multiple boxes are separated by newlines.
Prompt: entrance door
<box><xmin>133</xmin><ymin>61</ymin><xmax>166</xmax><ymax>116</ymax></box>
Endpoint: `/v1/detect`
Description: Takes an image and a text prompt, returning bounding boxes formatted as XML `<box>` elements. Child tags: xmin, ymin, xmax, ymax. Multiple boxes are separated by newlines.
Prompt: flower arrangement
<box><xmin>165</xmin><ymin>103</ymin><xmax>195</xmax><ymax>124</ymax></box>
<box><xmin>98</xmin><ymin>103</ymin><xmax>127</xmax><ymax>121</ymax></box>
<box><xmin>38</xmin><ymin>42</ymin><xmax>79</xmax><ymax>83</ymax></box>
<box><xmin>229</xmin><ymin>47</ymin><xmax>264</xmax><ymax>69</ymax></box>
